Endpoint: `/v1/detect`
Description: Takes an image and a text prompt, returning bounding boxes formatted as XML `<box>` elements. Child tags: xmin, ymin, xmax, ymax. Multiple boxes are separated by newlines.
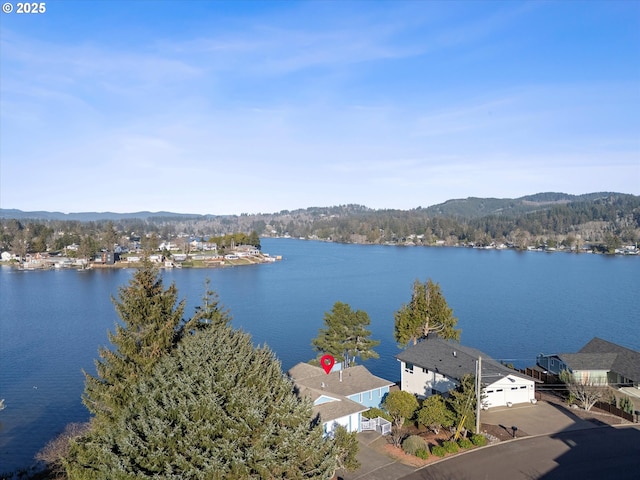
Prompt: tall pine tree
<box><xmin>82</xmin><ymin>261</ymin><xmax>223</xmax><ymax>425</ymax></box>
<box><xmin>66</xmin><ymin>317</ymin><xmax>336</xmax><ymax>479</ymax></box>
<box><xmin>394</xmin><ymin>279</ymin><xmax>460</xmax><ymax>347</ymax></box>
<box><xmin>311</xmin><ymin>301</ymin><xmax>380</xmax><ymax>368</ymax></box>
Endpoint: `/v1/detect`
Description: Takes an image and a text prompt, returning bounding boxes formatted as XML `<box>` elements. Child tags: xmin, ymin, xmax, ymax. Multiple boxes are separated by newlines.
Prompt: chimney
<box><xmin>453</xmin><ymin>351</ymin><xmax>457</xmax><ymax>357</ymax></box>
<box><xmin>339</xmin><ymin>370</ymin><xmax>343</xmax><ymax>382</ymax></box>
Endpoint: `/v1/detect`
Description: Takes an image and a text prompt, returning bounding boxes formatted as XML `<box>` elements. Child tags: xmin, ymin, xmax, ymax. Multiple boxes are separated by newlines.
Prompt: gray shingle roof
<box><xmin>288</xmin><ymin>363</ymin><xmax>394</xmax><ymax>397</ymax></box>
<box><xmin>395</xmin><ymin>336</ymin><xmax>532</xmax><ymax>385</ymax></box>
<box><xmin>287</xmin><ymin>363</ymin><xmax>394</xmax><ymax>424</ymax></box>
<box><xmin>576</xmin><ymin>337</ymin><xmax>640</xmax><ymax>383</ymax></box>
<box><xmin>298</xmin><ymin>386</ymin><xmax>368</xmax><ymax>423</ymax></box>
<box><xmin>557</xmin><ymin>353</ymin><xmax>618</xmax><ymax>371</ymax></box>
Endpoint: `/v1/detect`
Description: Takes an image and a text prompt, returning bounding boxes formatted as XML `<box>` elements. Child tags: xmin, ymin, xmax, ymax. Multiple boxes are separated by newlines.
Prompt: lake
<box><xmin>1</xmin><ymin>238</ymin><xmax>639</xmax><ymax>472</ymax></box>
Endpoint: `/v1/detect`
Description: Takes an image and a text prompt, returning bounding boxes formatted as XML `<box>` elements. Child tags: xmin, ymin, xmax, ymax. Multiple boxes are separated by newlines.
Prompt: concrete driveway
<box><xmin>480</xmin><ymin>401</ymin><xmax>596</xmax><ymax>436</ymax></box>
<box><xmin>339</xmin><ymin>401</ymin><xmax>601</xmax><ymax>480</ymax></box>
<box><xmin>337</xmin><ymin>431</ymin><xmax>417</xmax><ymax>480</ymax></box>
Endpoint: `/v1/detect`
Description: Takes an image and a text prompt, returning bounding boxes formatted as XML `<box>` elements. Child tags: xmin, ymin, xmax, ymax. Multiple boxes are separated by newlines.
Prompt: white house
<box><xmin>396</xmin><ymin>335</ymin><xmax>536</xmax><ymax>408</ymax></box>
<box><xmin>288</xmin><ymin>362</ymin><xmax>394</xmax><ymax>436</ymax></box>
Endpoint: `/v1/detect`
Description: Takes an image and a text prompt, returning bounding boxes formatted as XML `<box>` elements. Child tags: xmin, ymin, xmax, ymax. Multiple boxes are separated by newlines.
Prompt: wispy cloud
<box><xmin>1</xmin><ymin>1</ymin><xmax>638</xmax><ymax>214</ymax></box>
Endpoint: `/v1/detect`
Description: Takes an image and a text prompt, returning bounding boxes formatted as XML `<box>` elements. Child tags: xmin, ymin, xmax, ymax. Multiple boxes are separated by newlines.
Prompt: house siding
<box><xmin>573</xmin><ymin>369</ymin><xmax>609</xmax><ymax>385</ymax></box>
<box><xmin>347</xmin><ymin>385</ymin><xmax>390</xmax><ymax>408</ymax></box>
<box><xmin>400</xmin><ymin>361</ymin><xmax>457</xmax><ymax>398</ymax></box>
<box><xmin>323</xmin><ymin>412</ymin><xmax>361</xmax><ymax>435</ymax></box>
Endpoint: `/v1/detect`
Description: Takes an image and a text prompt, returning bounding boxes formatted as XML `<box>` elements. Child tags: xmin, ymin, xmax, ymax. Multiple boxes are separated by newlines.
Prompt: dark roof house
<box><xmin>396</xmin><ymin>335</ymin><xmax>536</xmax><ymax>408</ymax></box>
<box><xmin>537</xmin><ymin>337</ymin><xmax>640</xmax><ymax>387</ymax></box>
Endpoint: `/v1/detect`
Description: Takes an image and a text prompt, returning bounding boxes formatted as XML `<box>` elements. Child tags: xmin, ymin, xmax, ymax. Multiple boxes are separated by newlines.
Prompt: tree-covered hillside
<box><xmin>1</xmin><ymin>193</ymin><xmax>638</xmax><ymax>255</ymax></box>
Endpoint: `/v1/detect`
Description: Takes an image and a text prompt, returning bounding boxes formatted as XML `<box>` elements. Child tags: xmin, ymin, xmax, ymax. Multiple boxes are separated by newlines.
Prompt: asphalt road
<box><xmin>401</xmin><ymin>425</ymin><xmax>640</xmax><ymax>480</ymax></box>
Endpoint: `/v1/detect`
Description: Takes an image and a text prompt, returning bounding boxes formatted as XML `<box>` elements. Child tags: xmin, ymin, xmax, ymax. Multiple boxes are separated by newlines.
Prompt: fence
<box><xmin>361</xmin><ymin>416</ymin><xmax>392</xmax><ymax>435</ymax></box>
<box><xmin>516</xmin><ymin>367</ymin><xmax>561</xmax><ymax>384</ymax></box>
<box><xmin>593</xmin><ymin>401</ymin><xmax>635</xmax><ymax>422</ymax></box>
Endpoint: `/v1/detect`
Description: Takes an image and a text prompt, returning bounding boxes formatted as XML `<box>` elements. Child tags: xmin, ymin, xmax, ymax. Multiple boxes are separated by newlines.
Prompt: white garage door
<box><xmin>484</xmin><ymin>388</ymin><xmax>506</xmax><ymax>408</ymax></box>
<box><xmin>507</xmin><ymin>385</ymin><xmax>530</xmax><ymax>404</ymax></box>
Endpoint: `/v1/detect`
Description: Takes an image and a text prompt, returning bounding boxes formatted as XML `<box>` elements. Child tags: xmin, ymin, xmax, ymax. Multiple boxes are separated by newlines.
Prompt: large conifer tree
<box><xmin>82</xmin><ymin>262</ymin><xmax>223</xmax><ymax>425</ymax></box>
<box><xmin>311</xmin><ymin>301</ymin><xmax>380</xmax><ymax>368</ymax></box>
<box><xmin>394</xmin><ymin>279</ymin><xmax>460</xmax><ymax>347</ymax></box>
<box><xmin>66</xmin><ymin>321</ymin><xmax>336</xmax><ymax>479</ymax></box>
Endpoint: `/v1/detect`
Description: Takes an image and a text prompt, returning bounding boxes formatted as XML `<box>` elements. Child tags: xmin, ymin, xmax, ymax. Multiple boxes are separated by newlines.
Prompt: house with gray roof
<box><xmin>396</xmin><ymin>335</ymin><xmax>536</xmax><ymax>408</ymax></box>
<box><xmin>287</xmin><ymin>362</ymin><xmax>394</xmax><ymax>436</ymax></box>
<box><xmin>537</xmin><ymin>337</ymin><xmax>640</xmax><ymax>388</ymax></box>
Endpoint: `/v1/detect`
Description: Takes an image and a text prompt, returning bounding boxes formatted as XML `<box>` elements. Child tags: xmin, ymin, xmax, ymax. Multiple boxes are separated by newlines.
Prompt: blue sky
<box><xmin>1</xmin><ymin>0</ymin><xmax>638</xmax><ymax>215</ymax></box>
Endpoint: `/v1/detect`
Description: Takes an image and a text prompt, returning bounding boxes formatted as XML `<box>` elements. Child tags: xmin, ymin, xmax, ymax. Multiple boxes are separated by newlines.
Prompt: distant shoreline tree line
<box><xmin>2</xmin><ymin>193</ymin><xmax>638</xmax><ymax>257</ymax></box>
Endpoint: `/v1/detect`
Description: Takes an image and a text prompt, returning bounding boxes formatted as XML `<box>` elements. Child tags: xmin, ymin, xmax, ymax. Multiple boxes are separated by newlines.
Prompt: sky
<box><xmin>1</xmin><ymin>0</ymin><xmax>639</xmax><ymax>215</ymax></box>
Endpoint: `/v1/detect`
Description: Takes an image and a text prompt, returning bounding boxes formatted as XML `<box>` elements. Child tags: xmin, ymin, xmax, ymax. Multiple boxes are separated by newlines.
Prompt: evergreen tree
<box><xmin>333</xmin><ymin>425</ymin><xmax>360</xmax><ymax>473</ymax></box>
<box><xmin>66</xmin><ymin>321</ymin><xmax>336</xmax><ymax>479</ymax></box>
<box><xmin>82</xmin><ymin>262</ymin><xmax>221</xmax><ymax>425</ymax></box>
<box><xmin>382</xmin><ymin>390</ymin><xmax>418</xmax><ymax>447</ymax></box>
<box><xmin>311</xmin><ymin>301</ymin><xmax>380</xmax><ymax>368</ymax></box>
<box><xmin>417</xmin><ymin>394</ymin><xmax>455</xmax><ymax>434</ymax></box>
<box><xmin>447</xmin><ymin>374</ymin><xmax>477</xmax><ymax>434</ymax></box>
<box><xmin>394</xmin><ymin>279</ymin><xmax>460</xmax><ymax>347</ymax></box>
<box><xmin>619</xmin><ymin>395</ymin><xmax>634</xmax><ymax>415</ymax></box>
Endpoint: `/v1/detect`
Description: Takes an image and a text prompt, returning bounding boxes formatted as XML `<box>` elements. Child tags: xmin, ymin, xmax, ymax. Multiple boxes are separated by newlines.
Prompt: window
<box><xmin>486</xmin><ymin>390</ymin><xmax>494</xmax><ymax>394</ymax></box>
<box><xmin>511</xmin><ymin>387</ymin><xmax>518</xmax><ymax>390</ymax></box>
<box><xmin>405</xmin><ymin>362</ymin><xmax>414</xmax><ymax>374</ymax></box>
<box><xmin>496</xmin><ymin>389</ymin><xmax>503</xmax><ymax>392</ymax></box>
<box><xmin>422</xmin><ymin>367</ymin><xmax>429</xmax><ymax>374</ymax></box>
<box><xmin>520</xmin><ymin>386</ymin><xmax>527</xmax><ymax>389</ymax></box>
<box><xmin>551</xmin><ymin>359</ymin><xmax>556</xmax><ymax>367</ymax></box>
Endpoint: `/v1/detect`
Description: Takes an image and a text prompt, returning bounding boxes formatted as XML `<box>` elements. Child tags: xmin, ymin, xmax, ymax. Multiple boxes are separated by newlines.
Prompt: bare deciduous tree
<box><xmin>36</xmin><ymin>422</ymin><xmax>90</xmax><ymax>478</ymax></box>
<box><xmin>560</xmin><ymin>370</ymin><xmax>607</xmax><ymax>411</ymax></box>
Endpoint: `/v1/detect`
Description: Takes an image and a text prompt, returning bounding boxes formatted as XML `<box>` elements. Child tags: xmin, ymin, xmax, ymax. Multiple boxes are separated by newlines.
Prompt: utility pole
<box><xmin>476</xmin><ymin>356</ymin><xmax>482</xmax><ymax>434</ymax></box>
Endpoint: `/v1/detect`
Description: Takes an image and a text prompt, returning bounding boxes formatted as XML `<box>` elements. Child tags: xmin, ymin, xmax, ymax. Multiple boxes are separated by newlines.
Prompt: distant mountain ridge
<box><xmin>0</xmin><ymin>209</ymin><xmax>204</xmax><ymax>222</ymax></box>
<box><xmin>423</xmin><ymin>192</ymin><xmax>623</xmax><ymax>219</ymax></box>
<box><xmin>0</xmin><ymin>192</ymin><xmax>629</xmax><ymax>221</ymax></box>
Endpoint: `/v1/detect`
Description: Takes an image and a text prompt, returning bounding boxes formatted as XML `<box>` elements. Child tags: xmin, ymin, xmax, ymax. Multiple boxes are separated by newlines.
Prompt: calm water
<box><xmin>1</xmin><ymin>238</ymin><xmax>639</xmax><ymax>471</ymax></box>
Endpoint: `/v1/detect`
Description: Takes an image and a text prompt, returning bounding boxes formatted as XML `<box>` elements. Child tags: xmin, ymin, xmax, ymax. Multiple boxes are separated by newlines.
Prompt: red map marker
<box><xmin>320</xmin><ymin>354</ymin><xmax>335</xmax><ymax>374</ymax></box>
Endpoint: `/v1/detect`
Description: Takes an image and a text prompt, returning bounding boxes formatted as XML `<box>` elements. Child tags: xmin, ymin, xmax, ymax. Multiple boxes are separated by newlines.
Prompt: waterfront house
<box><xmin>288</xmin><ymin>362</ymin><xmax>394</xmax><ymax>435</ymax></box>
<box><xmin>537</xmin><ymin>337</ymin><xmax>640</xmax><ymax>388</ymax></box>
<box><xmin>397</xmin><ymin>335</ymin><xmax>536</xmax><ymax>408</ymax></box>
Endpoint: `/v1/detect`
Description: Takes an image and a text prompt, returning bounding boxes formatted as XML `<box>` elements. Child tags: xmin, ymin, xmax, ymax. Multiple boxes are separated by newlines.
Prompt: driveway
<box><xmin>479</xmin><ymin>401</ymin><xmax>597</xmax><ymax>437</ymax></box>
<box><xmin>337</xmin><ymin>431</ymin><xmax>417</xmax><ymax>480</ymax></box>
<box><xmin>400</xmin><ymin>425</ymin><xmax>640</xmax><ymax>480</ymax></box>
<box><xmin>339</xmin><ymin>401</ymin><xmax>602</xmax><ymax>480</ymax></box>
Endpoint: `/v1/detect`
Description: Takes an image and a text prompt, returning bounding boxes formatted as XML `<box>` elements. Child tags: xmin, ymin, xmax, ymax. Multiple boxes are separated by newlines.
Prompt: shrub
<box><xmin>402</xmin><ymin>435</ymin><xmax>429</xmax><ymax>456</ymax></box>
<box><xmin>458</xmin><ymin>437</ymin><xmax>473</xmax><ymax>449</ymax></box>
<box><xmin>619</xmin><ymin>396</ymin><xmax>634</xmax><ymax>414</ymax></box>
<box><xmin>442</xmin><ymin>440</ymin><xmax>459</xmax><ymax>454</ymax></box>
<box><xmin>415</xmin><ymin>448</ymin><xmax>429</xmax><ymax>460</ymax></box>
<box><xmin>471</xmin><ymin>434</ymin><xmax>487</xmax><ymax>446</ymax></box>
<box><xmin>363</xmin><ymin>407</ymin><xmax>392</xmax><ymax>422</ymax></box>
<box><xmin>431</xmin><ymin>445</ymin><xmax>447</xmax><ymax>457</ymax></box>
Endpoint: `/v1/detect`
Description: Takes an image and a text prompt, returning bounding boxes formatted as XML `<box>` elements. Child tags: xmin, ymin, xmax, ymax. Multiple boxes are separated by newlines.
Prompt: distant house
<box><xmin>235</xmin><ymin>245</ymin><xmax>260</xmax><ymax>256</ymax></box>
<box><xmin>537</xmin><ymin>337</ymin><xmax>640</xmax><ymax>388</ymax></box>
<box><xmin>397</xmin><ymin>335</ymin><xmax>536</xmax><ymax>408</ymax></box>
<box><xmin>288</xmin><ymin>362</ymin><xmax>394</xmax><ymax>436</ymax></box>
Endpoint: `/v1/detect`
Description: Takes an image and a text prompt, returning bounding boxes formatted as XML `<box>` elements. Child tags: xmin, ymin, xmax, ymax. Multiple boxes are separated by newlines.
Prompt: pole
<box><xmin>476</xmin><ymin>356</ymin><xmax>482</xmax><ymax>434</ymax></box>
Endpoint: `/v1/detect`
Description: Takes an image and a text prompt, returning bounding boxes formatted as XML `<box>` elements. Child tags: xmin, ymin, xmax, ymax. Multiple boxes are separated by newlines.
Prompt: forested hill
<box><xmin>423</xmin><ymin>192</ymin><xmax>622</xmax><ymax>219</ymax></box>
<box><xmin>1</xmin><ymin>192</ymin><xmax>639</xmax><ymax>253</ymax></box>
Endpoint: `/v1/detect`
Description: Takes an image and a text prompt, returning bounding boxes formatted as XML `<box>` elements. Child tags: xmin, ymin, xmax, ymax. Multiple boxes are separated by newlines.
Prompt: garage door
<box><xmin>483</xmin><ymin>388</ymin><xmax>506</xmax><ymax>408</ymax></box>
<box><xmin>507</xmin><ymin>385</ymin><xmax>530</xmax><ymax>405</ymax></box>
